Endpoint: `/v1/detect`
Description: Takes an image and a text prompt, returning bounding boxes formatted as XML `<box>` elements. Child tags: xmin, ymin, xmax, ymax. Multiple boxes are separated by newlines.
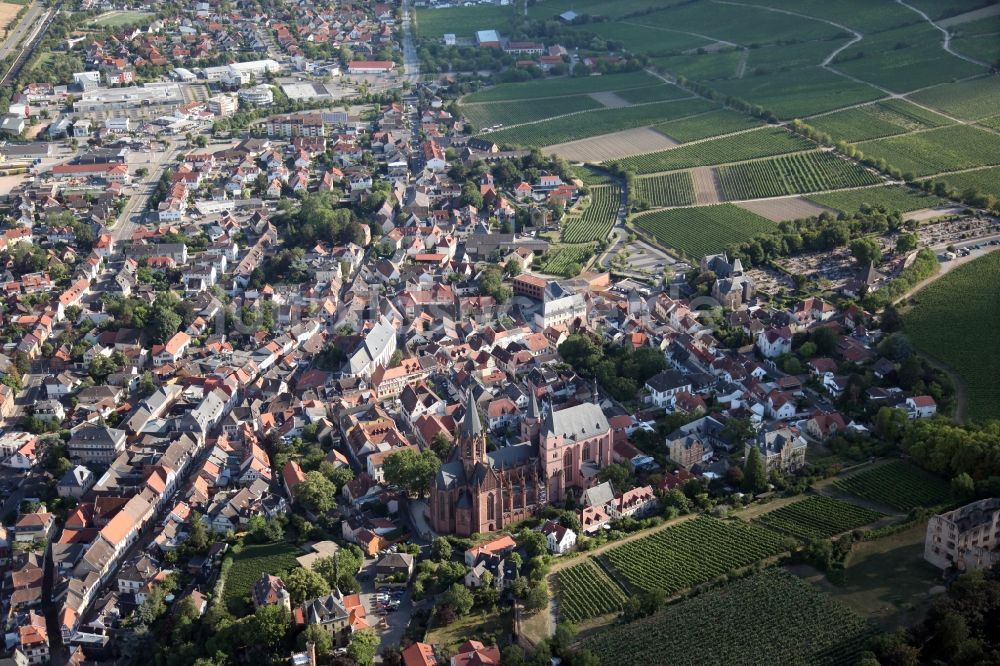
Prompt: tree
<box><xmin>284</xmin><ymin>568</ymin><xmax>330</xmax><ymax>604</ymax></box>
<box><xmin>951</xmin><ymin>472</ymin><xmax>975</xmax><ymax>501</ymax></box>
<box><xmin>253</xmin><ymin>604</ymin><xmax>291</xmax><ymax>649</ymax></box>
<box><xmin>296</xmin><ymin>623</ymin><xmax>332</xmax><ymax>655</ymax></box>
<box><xmin>441</xmin><ymin>583</ymin><xmax>474</xmax><ymax>616</ymax></box>
<box><xmin>850</xmin><ymin>237</ymin><xmax>882</xmax><ymax>266</ymax></box>
<box><xmin>524</xmin><ymin>581</ymin><xmax>549</xmax><ymax>613</ymax></box>
<box><xmin>347</xmin><ymin>628</ymin><xmax>379</xmax><ymax>666</ymax></box>
<box><xmin>148</xmin><ymin>294</ymin><xmax>182</xmax><ymax>344</ymax></box>
<box><xmin>479</xmin><ymin>265</ymin><xmax>512</xmax><ymax>303</ymax></box>
<box><xmin>295</xmin><ymin>471</ymin><xmax>338</xmax><ymax>513</ymax></box>
<box><xmin>504</xmin><ymin>257</ymin><xmax>523</xmax><ymax>277</ymax></box>
<box><xmin>896</xmin><ymin>232</ymin><xmax>919</xmax><ymax>253</ymax></box>
<box><xmin>598</xmin><ymin>462</ymin><xmax>631</xmax><ymax>492</ymax></box>
<box><xmin>382</xmin><ymin>448</ymin><xmax>441</xmax><ymax>497</ymax></box>
<box><xmin>431</xmin><ymin>537</ymin><xmax>452</xmax><ymax>562</ymax></box>
<box><xmin>743</xmin><ymin>446</ymin><xmax>767</xmax><ymax>494</ymax></box>
<box><xmin>186</xmin><ymin>512</ymin><xmax>209</xmax><ymax>552</ymax></box>
<box><xmin>429</xmin><ymin>433</ymin><xmax>453</xmax><ymax>461</ymax></box>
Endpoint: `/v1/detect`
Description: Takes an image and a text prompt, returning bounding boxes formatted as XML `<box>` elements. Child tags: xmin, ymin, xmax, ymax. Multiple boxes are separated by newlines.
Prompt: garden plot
<box><xmin>546</xmin><ymin>127</ymin><xmax>678</xmax><ymax>162</ymax></box>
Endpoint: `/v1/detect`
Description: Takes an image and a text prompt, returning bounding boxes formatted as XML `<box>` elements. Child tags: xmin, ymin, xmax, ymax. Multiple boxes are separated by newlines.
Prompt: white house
<box><xmin>540</xmin><ymin>520</ymin><xmax>576</xmax><ymax>555</ymax></box>
<box><xmin>906</xmin><ymin>395</ymin><xmax>937</xmax><ymax>419</ymax></box>
<box><xmin>756</xmin><ymin>327</ymin><xmax>792</xmax><ymax>359</ymax></box>
<box><xmin>645</xmin><ymin>370</ymin><xmax>693</xmax><ymax>409</ymax></box>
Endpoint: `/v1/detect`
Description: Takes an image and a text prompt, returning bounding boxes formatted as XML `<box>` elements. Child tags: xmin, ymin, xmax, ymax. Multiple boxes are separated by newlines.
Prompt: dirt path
<box><xmin>620</xmin><ymin>19</ymin><xmax>738</xmax><ymax>48</ymax></box>
<box><xmin>939</xmin><ymin>3</ymin><xmax>1000</xmax><ymax>27</ymax></box>
<box><xmin>735</xmin><ymin>48</ymin><xmax>749</xmax><ymax>78</ymax></box>
<box><xmin>892</xmin><ymin>243</ymin><xmax>1000</xmax><ymax>307</ymax></box>
<box><xmin>894</xmin><ymin>0</ymin><xmax>992</xmax><ymax>68</ymax></box>
<box><xmin>692</xmin><ymin>166</ymin><xmax>722</xmax><ymax>204</ymax></box>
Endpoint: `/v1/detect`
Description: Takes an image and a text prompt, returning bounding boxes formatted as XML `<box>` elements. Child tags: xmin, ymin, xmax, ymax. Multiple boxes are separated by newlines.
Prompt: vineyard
<box><xmin>809</xmin><ymin>100</ymin><xmax>952</xmax><ymax>142</ymax></box>
<box><xmin>908</xmin><ymin>75</ymin><xmax>1000</xmax><ymax>121</ymax></box>
<box><xmin>610</xmin><ymin>127</ymin><xmax>813</xmax><ymax>174</ymax></box>
<box><xmin>653</xmin><ymin>108</ymin><xmax>764</xmax><ymax>142</ymax></box>
<box><xmin>902</xmin><ymin>251</ymin><xmax>1000</xmax><ymax>423</ymax></box>
<box><xmin>633</xmin><ymin>172</ymin><xmax>696</xmax><ymax>208</ymax></box>
<box><xmin>603</xmin><ymin>516</ymin><xmax>786</xmax><ymax>595</ymax></box>
<box><xmin>459</xmin><ymin>95</ymin><xmax>602</xmax><ymax>130</ymax></box>
<box><xmin>462</xmin><ymin>70</ymin><xmax>660</xmax><ymax>103</ymax></box>
<box><xmin>754</xmin><ymin>495</ymin><xmax>885</xmax><ymax>541</ymax></box>
<box><xmin>562</xmin><ymin>185</ymin><xmax>620</xmax><ymax>243</ymax></box>
<box><xmin>571</xmin><ymin>164</ymin><xmax>615</xmax><ymax>186</ymax></box>
<box><xmin>613</xmin><ymin>83</ymin><xmax>689</xmax><ymax>104</ymax></box>
<box><xmin>856</xmin><ymin>124</ymin><xmax>1000</xmax><ymax>177</ymax></box>
<box><xmin>808</xmin><ymin>185</ymin><xmax>945</xmax><ymax>214</ymax></box>
<box><xmin>633</xmin><ymin>204</ymin><xmax>775</xmax><ymax>259</ymax></box>
<box><xmin>481</xmin><ymin>98</ymin><xmax>714</xmax><ymax>147</ymax></box>
<box><xmin>223</xmin><ymin>542</ymin><xmax>301</xmax><ymax>613</ymax></box>
<box><xmin>555</xmin><ymin>559</ymin><xmax>628</xmax><ymax>623</ymax></box>
<box><xmin>717</xmin><ymin>151</ymin><xmax>882</xmax><ymax>200</ymax></box>
<box><xmin>579</xmin><ymin>569</ymin><xmax>876</xmax><ymax>666</ymax></box>
<box><xmin>933</xmin><ymin>166</ymin><xmax>1000</xmax><ymax>200</ymax></box>
<box><xmin>834</xmin><ymin>461</ymin><xmax>952</xmax><ymax>511</ymax></box>
<box><xmin>540</xmin><ymin>245</ymin><xmax>593</xmax><ymax>276</ymax></box>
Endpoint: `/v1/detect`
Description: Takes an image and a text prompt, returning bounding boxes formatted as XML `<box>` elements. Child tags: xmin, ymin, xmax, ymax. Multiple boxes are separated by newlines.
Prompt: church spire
<box><xmin>527</xmin><ymin>390</ymin><xmax>540</xmax><ymax>420</ymax></box>
<box><xmin>463</xmin><ymin>390</ymin><xmax>483</xmax><ymax>439</ymax></box>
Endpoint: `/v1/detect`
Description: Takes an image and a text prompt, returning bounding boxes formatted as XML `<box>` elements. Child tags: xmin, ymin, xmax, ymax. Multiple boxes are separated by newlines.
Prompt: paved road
<box><xmin>400</xmin><ymin>0</ymin><xmax>420</xmax><ymax>85</ymax></box>
<box><xmin>0</xmin><ymin>1</ymin><xmax>44</xmax><ymax>62</ymax></box>
<box><xmin>112</xmin><ymin>138</ymin><xmax>182</xmax><ymax>242</ymax></box>
<box><xmin>357</xmin><ymin>558</ymin><xmax>416</xmax><ymax>664</ymax></box>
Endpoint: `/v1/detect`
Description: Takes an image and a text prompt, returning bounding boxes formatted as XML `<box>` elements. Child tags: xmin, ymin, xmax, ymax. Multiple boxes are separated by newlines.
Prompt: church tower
<box><xmin>460</xmin><ymin>391</ymin><xmax>488</xmax><ymax>478</ymax></box>
<box><xmin>521</xmin><ymin>390</ymin><xmax>542</xmax><ymax>443</ymax></box>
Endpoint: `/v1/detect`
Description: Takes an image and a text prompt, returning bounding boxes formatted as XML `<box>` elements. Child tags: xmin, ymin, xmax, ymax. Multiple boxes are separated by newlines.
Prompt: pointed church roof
<box><xmin>527</xmin><ymin>391</ymin><xmax>540</xmax><ymax>420</ymax></box>
<box><xmin>463</xmin><ymin>391</ymin><xmax>483</xmax><ymax>438</ymax></box>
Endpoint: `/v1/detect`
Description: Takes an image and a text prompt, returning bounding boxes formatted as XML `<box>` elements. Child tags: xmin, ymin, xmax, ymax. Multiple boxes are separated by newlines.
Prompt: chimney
<box><xmin>307</xmin><ymin>641</ymin><xmax>317</xmax><ymax>666</ymax></box>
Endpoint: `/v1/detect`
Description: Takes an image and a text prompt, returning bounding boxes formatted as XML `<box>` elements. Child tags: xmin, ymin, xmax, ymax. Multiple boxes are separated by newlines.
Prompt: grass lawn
<box><xmin>415</xmin><ymin>5</ymin><xmax>514</xmax><ymax>40</ymax></box>
<box><xmin>223</xmin><ymin>542</ymin><xmax>301</xmax><ymax>614</ymax></box>
<box><xmin>791</xmin><ymin>521</ymin><xmax>943</xmax><ymax>630</ymax></box>
<box><xmin>425</xmin><ymin>609</ymin><xmax>512</xmax><ymax>655</ymax></box>
<box><xmin>90</xmin><ymin>11</ymin><xmax>154</xmax><ymax>28</ymax></box>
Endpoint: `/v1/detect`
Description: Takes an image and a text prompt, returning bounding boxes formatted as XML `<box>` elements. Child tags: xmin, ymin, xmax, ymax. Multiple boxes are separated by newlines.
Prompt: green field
<box><xmin>613</xmin><ymin>84</ymin><xmax>690</xmax><ymax>104</ymax></box>
<box><xmin>463</xmin><ymin>71</ymin><xmax>662</xmax><ymax>103</ymax></box>
<box><xmin>717</xmin><ymin>151</ymin><xmax>882</xmax><ymax>200</ymax></box>
<box><xmin>415</xmin><ymin>4</ymin><xmax>514</xmax><ymax>40</ymax></box>
<box><xmin>643</xmin><ymin>1</ymin><xmax>843</xmax><ymax>46</ymax></box>
<box><xmin>710</xmin><ymin>67</ymin><xmax>884</xmax><ymax>119</ymax></box>
<box><xmin>908</xmin><ymin>76</ymin><xmax>1000</xmax><ymax>121</ymax></box>
<box><xmin>808</xmin><ymin>186</ymin><xmax>946</xmax><ymax>214</ymax></box>
<box><xmin>835</xmin><ymin>22</ymin><xmax>986</xmax><ymax>92</ymax></box>
<box><xmin>482</xmin><ymin>98</ymin><xmax>714</xmax><ymax>147</ymax></box>
<box><xmin>634</xmin><ymin>204</ymin><xmax>776</xmax><ymax>258</ymax></box>
<box><xmin>808</xmin><ymin>100</ymin><xmax>953</xmax><ymax>142</ymax></box>
<box><xmin>833</xmin><ymin>461</ymin><xmax>953</xmax><ymax>511</ymax></box>
<box><xmin>540</xmin><ymin>244</ymin><xmax>594</xmax><ymax>276</ymax></box>
<box><xmin>562</xmin><ymin>185</ymin><xmax>620</xmax><ymax>243</ymax></box>
<box><xmin>555</xmin><ymin>559</ymin><xmax>628</xmax><ymax>623</ymax></box>
<box><xmin>459</xmin><ymin>95</ymin><xmax>602</xmax><ymax>130</ymax></box>
<box><xmin>653</xmin><ymin>109</ymin><xmax>764</xmax><ymax>142</ymax></box>
<box><xmin>934</xmin><ymin>166</ymin><xmax>1000</xmax><ymax>200</ymax></box>
<box><xmin>603</xmin><ymin>516</ymin><xmax>786</xmax><ymax>594</ymax></box>
<box><xmin>571</xmin><ymin>164</ymin><xmax>615</xmax><ymax>186</ymax></box>
<box><xmin>903</xmin><ymin>251</ymin><xmax>1000</xmax><ymax>423</ymax></box>
<box><xmin>611</xmin><ymin>127</ymin><xmax>813</xmax><ymax>174</ymax></box>
<box><xmin>633</xmin><ymin>172</ymin><xmax>696</xmax><ymax>208</ymax></box>
<box><xmin>755</xmin><ymin>495</ymin><xmax>885</xmax><ymax>541</ymax></box>
<box><xmin>580</xmin><ymin>569</ymin><xmax>875</xmax><ymax>666</ymax></box>
<box><xmin>574</xmin><ymin>21</ymin><xmax>714</xmax><ymax>56</ymax></box>
<box><xmin>90</xmin><ymin>10</ymin><xmax>154</xmax><ymax>28</ymax></box>
<box><xmin>223</xmin><ymin>542</ymin><xmax>301</xmax><ymax>613</ymax></box>
<box><xmin>857</xmin><ymin>124</ymin><xmax>1000</xmax><ymax>177</ymax></box>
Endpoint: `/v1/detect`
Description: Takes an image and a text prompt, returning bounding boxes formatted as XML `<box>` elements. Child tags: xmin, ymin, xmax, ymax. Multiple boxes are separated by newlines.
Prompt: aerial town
<box><xmin>0</xmin><ymin>0</ymin><xmax>997</xmax><ymax>665</ymax></box>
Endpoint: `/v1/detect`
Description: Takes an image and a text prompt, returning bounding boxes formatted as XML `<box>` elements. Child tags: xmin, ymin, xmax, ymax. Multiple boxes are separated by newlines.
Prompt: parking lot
<box><xmin>358</xmin><ymin>556</ymin><xmax>418</xmax><ymax>662</ymax></box>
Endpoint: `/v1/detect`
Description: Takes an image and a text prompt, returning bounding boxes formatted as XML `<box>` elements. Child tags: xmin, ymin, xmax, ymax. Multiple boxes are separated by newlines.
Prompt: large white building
<box><xmin>346</xmin><ymin>316</ymin><xmax>397</xmax><ymax>380</ymax></box>
<box><xmin>238</xmin><ymin>84</ymin><xmax>275</xmax><ymax>107</ymax></box>
<box><xmin>201</xmin><ymin>59</ymin><xmax>281</xmax><ymax>85</ymax></box>
<box><xmin>73</xmin><ymin>82</ymin><xmax>185</xmax><ymax>114</ymax></box>
<box><xmin>925</xmin><ymin>498</ymin><xmax>1000</xmax><ymax>572</ymax></box>
<box><xmin>534</xmin><ymin>292</ymin><xmax>586</xmax><ymax>330</ymax></box>
<box><xmin>207</xmin><ymin>94</ymin><xmax>238</xmax><ymax>117</ymax></box>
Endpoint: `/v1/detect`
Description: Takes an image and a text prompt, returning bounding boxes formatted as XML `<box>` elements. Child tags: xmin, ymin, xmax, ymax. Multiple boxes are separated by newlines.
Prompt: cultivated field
<box><xmin>459</xmin><ymin>95</ymin><xmax>602</xmax><ymax>130</ymax></box>
<box><xmin>808</xmin><ymin>185</ymin><xmax>946</xmax><ymax>214</ymax></box>
<box><xmin>633</xmin><ymin>172</ymin><xmax>696</xmax><ymax>208</ymax></box>
<box><xmin>736</xmin><ymin>197</ymin><xmax>836</xmax><ymax>222</ymax></box>
<box><xmin>539</xmin><ymin>245</ymin><xmax>594</xmax><ymax>276</ymax></box>
<box><xmin>483</xmin><ymin>98</ymin><xmax>712</xmax><ymax>147</ymax></box>
<box><xmin>579</xmin><ymin>569</ymin><xmax>875</xmax><ymax>666</ymax></box>
<box><xmin>602</xmin><ymin>516</ymin><xmax>786</xmax><ymax>594</ymax></box>
<box><xmin>933</xmin><ymin>166</ymin><xmax>1000</xmax><ymax>200</ymax></box>
<box><xmin>711</xmin><ymin>67</ymin><xmax>884</xmax><ymax>119</ymax></box>
<box><xmin>833</xmin><ymin>461</ymin><xmax>953</xmax><ymax>511</ymax></box>
<box><xmin>89</xmin><ymin>10</ymin><xmax>154</xmax><ymax>28</ymax></box>
<box><xmin>691</xmin><ymin>167</ymin><xmax>722</xmax><ymax>205</ymax></box>
<box><xmin>903</xmin><ymin>251</ymin><xmax>1000</xmax><ymax>423</ymax></box>
<box><xmin>634</xmin><ymin>204</ymin><xmax>775</xmax><ymax>258</ymax></box>
<box><xmin>223</xmin><ymin>542</ymin><xmax>301</xmax><ymax>614</ymax></box>
<box><xmin>653</xmin><ymin>109</ymin><xmax>764</xmax><ymax>142</ymax></box>
<box><xmin>754</xmin><ymin>495</ymin><xmax>885</xmax><ymax>541</ymax></box>
<box><xmin>611</xmin><ymin>127</ymin><xmax>813</xmax><ymax>175</ymax></box>
<box><xmin>856</xmin><ymin>124</ymin><xmax>1000</xmax><ymax>177</ymax></box>
<box><xmin>546</xmin><ymin>127</ymin><xmax>678</xmax><ymax>162</ymax></box>
<box><xmin>562</xmin><ymin>185</ymin><xmax>620</xmax><ymax>243</ymax></box>
<box><xmin>463</xmin><ymin>71</ymin><xmax>661</xmax><ymax>103</ymax></box>
<box><xmin>414</xmin><ymin>4</ymin><xmax>513</xmax><ymax>40</ymax></box>
<box><xmin>716</xmin><ymin>151</ymin><xmax>882</xmax><ymax>200</ymax></box>
<box><xmin>0</xmin><ymin>2</ymin><xmax>22</xmax><ymax>31</ymax></box>
<box><xmin>612</xmin><ymin>84</ymin><xmax>689</xmax><ymax>104</ymax></box>
<box><xmin>555</xmin><ymin>559</ymin><xmax>628</xmax><ymax>623</ymax></box>
<box><xmin>808</xmin><ymin>100</ymin><xmax>953</xmax><ymax>142</ymax></box>
<box><xmin>571</xmin><ymin>164</ymin><xmax>615</xmax><ymax>186</ymax></box>
<box><xmin>908</xmin><ymin>76</ymin><xmax>1000</xmax><ymax>121</ymax></box>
